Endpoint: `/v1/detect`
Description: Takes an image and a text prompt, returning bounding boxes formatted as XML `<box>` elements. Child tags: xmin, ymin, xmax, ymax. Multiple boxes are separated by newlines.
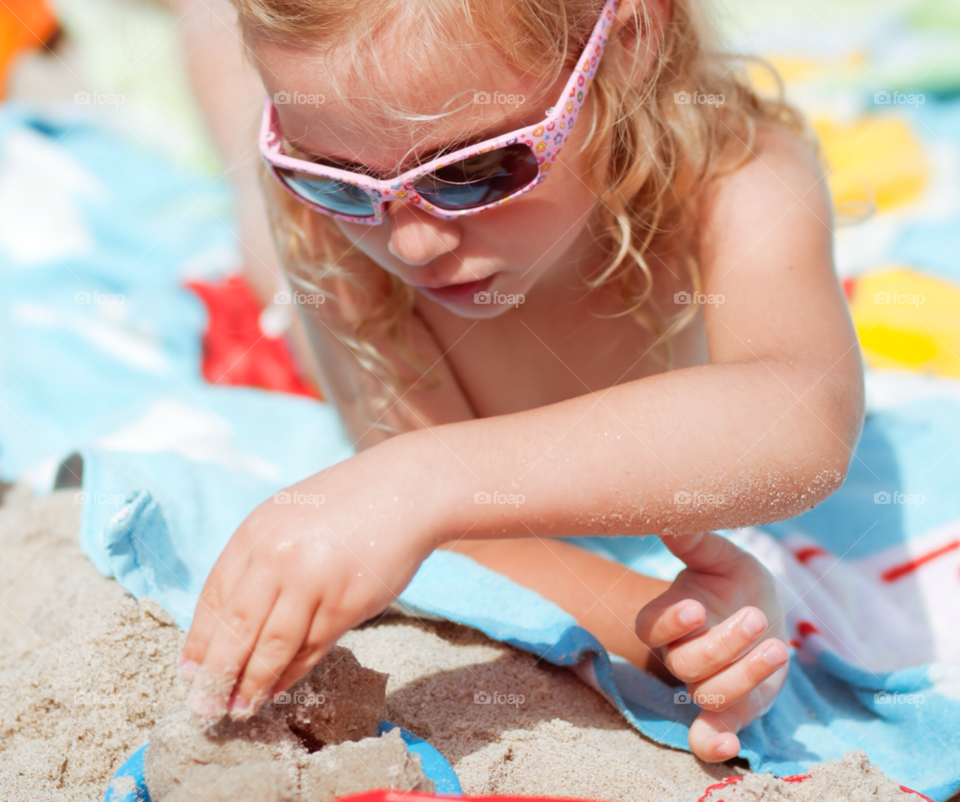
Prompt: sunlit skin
<box><xmin>180</xmin><ymin>0</ymin><xmax>864</xmax><ymax>763</ymax></box>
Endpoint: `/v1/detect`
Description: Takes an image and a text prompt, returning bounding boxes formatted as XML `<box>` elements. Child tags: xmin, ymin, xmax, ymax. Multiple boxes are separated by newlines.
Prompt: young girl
<box><xmin>179</xmin><ymin>0</ymin><xmax>864</xmax><ymax>763</ymax></box>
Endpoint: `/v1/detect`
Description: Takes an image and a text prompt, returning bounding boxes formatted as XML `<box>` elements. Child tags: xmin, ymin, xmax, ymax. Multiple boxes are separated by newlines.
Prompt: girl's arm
<box><xmin>353</xmin><ymin>127</ymin><xmax>864</xmax><ymax>545</ymax></box>
<box><xmin>294</xmin><ymin>297</ymin><xmax>476</xmax><ymax>449</ymax></box>
<box><xmin>182</xmin><ymin>127</ymin><xmax>862</xmax><ymax>747</ymax></box>
<box><xmin>169</xmin><ymin>0</ymin><xmax>321</xmax><ymax>386</ymax></box>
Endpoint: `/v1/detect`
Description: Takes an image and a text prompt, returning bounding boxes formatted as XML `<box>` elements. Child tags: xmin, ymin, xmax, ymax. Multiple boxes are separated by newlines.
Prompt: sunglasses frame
<box><xmin>258</xmin><ymin>0</ymin><xmax>618</xmax><ymax>225</ymax></box>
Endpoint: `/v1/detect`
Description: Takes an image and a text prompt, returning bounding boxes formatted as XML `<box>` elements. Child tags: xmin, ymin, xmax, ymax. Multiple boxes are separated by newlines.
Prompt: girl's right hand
<box><xmin>179</xmin><ymin>439</ymin><xmax>440</xmax><ymax>719</ymax></box>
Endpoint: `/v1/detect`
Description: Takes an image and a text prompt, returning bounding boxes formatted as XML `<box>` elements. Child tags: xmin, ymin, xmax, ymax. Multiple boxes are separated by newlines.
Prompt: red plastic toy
<box><xmin>186</xmin><ymin>275</ymin><xmax>320</xmax><ymax>399</ymax></box>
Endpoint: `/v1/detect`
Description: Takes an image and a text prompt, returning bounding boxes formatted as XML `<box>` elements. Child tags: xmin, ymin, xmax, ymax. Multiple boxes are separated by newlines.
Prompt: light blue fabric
<box><xmin>3</xmin><ymin>104</ymin><xmax>960</xmax><ymax>800</ymax></box>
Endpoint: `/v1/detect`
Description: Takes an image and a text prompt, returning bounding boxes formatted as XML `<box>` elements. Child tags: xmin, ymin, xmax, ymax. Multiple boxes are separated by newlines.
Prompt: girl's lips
<box><xmin>416</xmin><ymin>274</ymin><xmax>496</xmax><ymax>305</ymax></box>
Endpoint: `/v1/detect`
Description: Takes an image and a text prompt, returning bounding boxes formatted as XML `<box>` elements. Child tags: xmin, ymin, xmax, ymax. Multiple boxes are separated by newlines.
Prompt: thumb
<box><xmin>660</xmin><ymin>531</ymin><xmax>743</xmax><ymax>575</ymax></box>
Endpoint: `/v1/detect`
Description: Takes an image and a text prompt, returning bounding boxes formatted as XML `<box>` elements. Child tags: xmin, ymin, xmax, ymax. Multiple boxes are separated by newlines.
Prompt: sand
<box><xmin>0</xmin><ymin>490</ymin><xmax>934</xmax><ymax>801</ymax></box>
<box><xmin>146</xmin><ymin>713</ymin><xmax>432</xmax><ymax>802</ymax></box>
<box><xmin>710</xmin><ymin>751</ymin><xmax>913</xmax><ymax>801</ymax></box>
<box><xmin>0</xmin><ymin>490</ymin><xmax>187</xmax><ymax>800</ymax></box>
<box><xmin>143</xmin><ymin>645</ymin><xmax>432</xmax><ymax>801</ymax></box>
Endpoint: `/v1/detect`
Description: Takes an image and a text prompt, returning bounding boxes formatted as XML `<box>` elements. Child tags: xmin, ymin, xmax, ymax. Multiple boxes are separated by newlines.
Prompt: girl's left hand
<box><xmin>634</xmin><ymin>531</ymin><xmax>791</xmax><ymax>763</ymax></box>
<box><xmin>179</xmin><ymin>442</ymin><xmax>438</xmax><ymax>719</ymax></box>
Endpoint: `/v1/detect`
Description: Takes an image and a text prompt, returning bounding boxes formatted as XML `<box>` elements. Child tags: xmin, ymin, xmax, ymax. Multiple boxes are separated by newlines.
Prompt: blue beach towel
<box><xmin>2</xmin><ymin>105</ymin><xmax>960</xmax><ymax>800</ymax></box>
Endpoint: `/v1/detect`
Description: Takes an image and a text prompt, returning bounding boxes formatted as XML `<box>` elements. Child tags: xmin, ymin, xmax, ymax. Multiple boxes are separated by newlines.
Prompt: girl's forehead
<box><xmin>253</xmin><ymin>34</ymin><xmax>559</xmax><ymax>175</ymax></box>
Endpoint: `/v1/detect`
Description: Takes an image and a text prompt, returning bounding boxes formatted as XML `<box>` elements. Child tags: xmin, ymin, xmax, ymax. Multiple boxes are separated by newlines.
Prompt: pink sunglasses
<box><xmin>258</xmin><ymin>0</ymin><xmax>619</xmax><ymax>224</ymax></box>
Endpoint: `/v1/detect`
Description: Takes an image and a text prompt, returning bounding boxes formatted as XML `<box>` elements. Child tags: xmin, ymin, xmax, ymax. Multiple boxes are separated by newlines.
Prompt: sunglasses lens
<box><xmin>414</xmin><ymin>143</ymin><xmax>539</xmax><ymax>211</ymax></box>
<box><xmin>275</xmin><ymin>167</ymin><xmax>377</xmax><ymax>217</ymax></box>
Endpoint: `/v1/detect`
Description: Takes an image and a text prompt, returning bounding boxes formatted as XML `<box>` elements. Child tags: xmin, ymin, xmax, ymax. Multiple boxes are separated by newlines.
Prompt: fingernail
<box><xmin>761</xmin><ymin>641</ymin><xmax>788</xmax><ymax>666</ymax></box>
<box><xmin>180</xmin><ymin>660</ymin><xmax>199</xmax><ymax>682</ymax></box>
<box><xmin>229</xmin><ymin>695</ymin><xmax>250</xmax><ymax>718</ymax></box>
<box><xmin>741</xmin><ymin>610</ymin><xmax>765</xmax><ymax>638</ymax></box>
<box><xmin>714</xmin><ymin>738</ymin><xmax>739</xmax><ymax>759</ymax></box>
<box><xmin>188</xmin><ymin>690</ymin><xmax>221</xmax><ymax>718</ymax></box>
<box><xmin>678</xmin><ymin>604</ymin><xmax>701</xmax><ymax>627</ymax></box>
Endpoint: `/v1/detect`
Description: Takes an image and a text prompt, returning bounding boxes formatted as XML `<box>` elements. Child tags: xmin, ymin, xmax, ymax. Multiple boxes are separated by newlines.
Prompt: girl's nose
<box><xmin>385</xmin><ymin>201</ymin><xmax>461</xmax><ymax>266</ymax></box>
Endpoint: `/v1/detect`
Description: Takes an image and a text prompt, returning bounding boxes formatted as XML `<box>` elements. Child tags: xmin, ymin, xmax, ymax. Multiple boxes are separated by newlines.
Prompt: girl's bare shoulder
<box><xmin>696</xmin><ymin>121</ymin><xmax>832</xmax><ymax>272</ymax></box>
<box><xmin>705</xmin><ymin>121</ymin><xmax>827</xmax><ymax>220</ymax></box>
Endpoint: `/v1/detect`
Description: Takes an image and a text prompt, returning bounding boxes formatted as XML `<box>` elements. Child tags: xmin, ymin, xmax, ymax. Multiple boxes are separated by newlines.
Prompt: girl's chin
<box><xmin>444</xmin><ymin>303</ymin><xmax>520</xmax><ymax>320</ymax></box>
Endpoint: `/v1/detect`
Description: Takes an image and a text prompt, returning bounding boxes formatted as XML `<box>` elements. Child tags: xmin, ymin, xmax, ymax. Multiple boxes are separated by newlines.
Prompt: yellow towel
<box><xmin>815</xmin><ymin>116</ymin><xmax>928</xmax><ymax>213</ymax></box>
<box><xmin>849</xmin><ymin>269</ymin><xmax>960</xmax><ymax>377</ymax></box>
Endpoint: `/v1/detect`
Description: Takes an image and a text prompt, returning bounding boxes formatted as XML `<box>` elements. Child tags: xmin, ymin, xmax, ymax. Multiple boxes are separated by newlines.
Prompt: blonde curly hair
<box><xmin>232</xmin><ymin>0</ymin><xmax>806</xmax><ymax>389</ymax></box>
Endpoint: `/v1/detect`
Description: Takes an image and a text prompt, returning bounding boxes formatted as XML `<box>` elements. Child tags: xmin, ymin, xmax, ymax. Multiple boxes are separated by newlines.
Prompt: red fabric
<box><xmin>185</xmin><ymin>275</ymin><xmax>320</xmax><ymax>399</ymax></box>
<box><xmin>881</xmin><ymin>540</ymin><xmax>960</xmax><ymax>583</ymax></box>
<box><xmin>793</xmin><ymin>546</ymin><xmax>829</xmax><ymax>564</ymax></box>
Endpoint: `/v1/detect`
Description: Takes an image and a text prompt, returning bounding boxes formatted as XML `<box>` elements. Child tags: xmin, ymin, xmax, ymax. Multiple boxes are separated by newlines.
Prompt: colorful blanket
<box><xmin>2</xmin><ymin>0</ymin><xmax>960</xmax><ymax>797</ymax></box>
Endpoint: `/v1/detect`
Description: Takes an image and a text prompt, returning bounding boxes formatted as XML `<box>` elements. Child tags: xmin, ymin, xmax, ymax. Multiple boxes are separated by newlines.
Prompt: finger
<box><xmin>686</xmin><ymin>638</ymin><xmax>789</xmax><ymax>711</ymax></box>
<box><xmin>268</xmin><ymin>593</ymin><xmax>365</xmax><ymax>696</ymax></box>
<box><xmin>188</xmin><ymin>568</ymin><xmax>280</xmax><ymax>718</ymax></box>
<box><xmin>228</xmin><ymin>592</ymin><xmax>318</xmax><ymax>719</ymax></box>
<box><xmin>663</xmin><ymin>606</ymin><xmax>769</xmax><ymax>683</ymax></box>
<box><xmin>181</xmin><ymin>546</ymin><xmax>252</xmax><ymax>681</ymax></box>
<box><xmin>636</xmin><ymin>597</ymin><xmax>706</xmax><ymax>649</ymax></box>
<box><xmin>687</xmin><ymin>660</ymin><xmax>790</xmax><ymax>762</ymax></box>
<box><xmin>660</xmin><ymin>531</ymin><xmax>745</xmax><ymax>575</ymax></box>
<box><xmin>688</xmin><ymin>705</ymin><xmax>744</xmax><ymax>762</ymax></box>
<box><xmin>268</xmin><ymin>626</ymin><xmax>333</xmax><ymax>698</ymax></box>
